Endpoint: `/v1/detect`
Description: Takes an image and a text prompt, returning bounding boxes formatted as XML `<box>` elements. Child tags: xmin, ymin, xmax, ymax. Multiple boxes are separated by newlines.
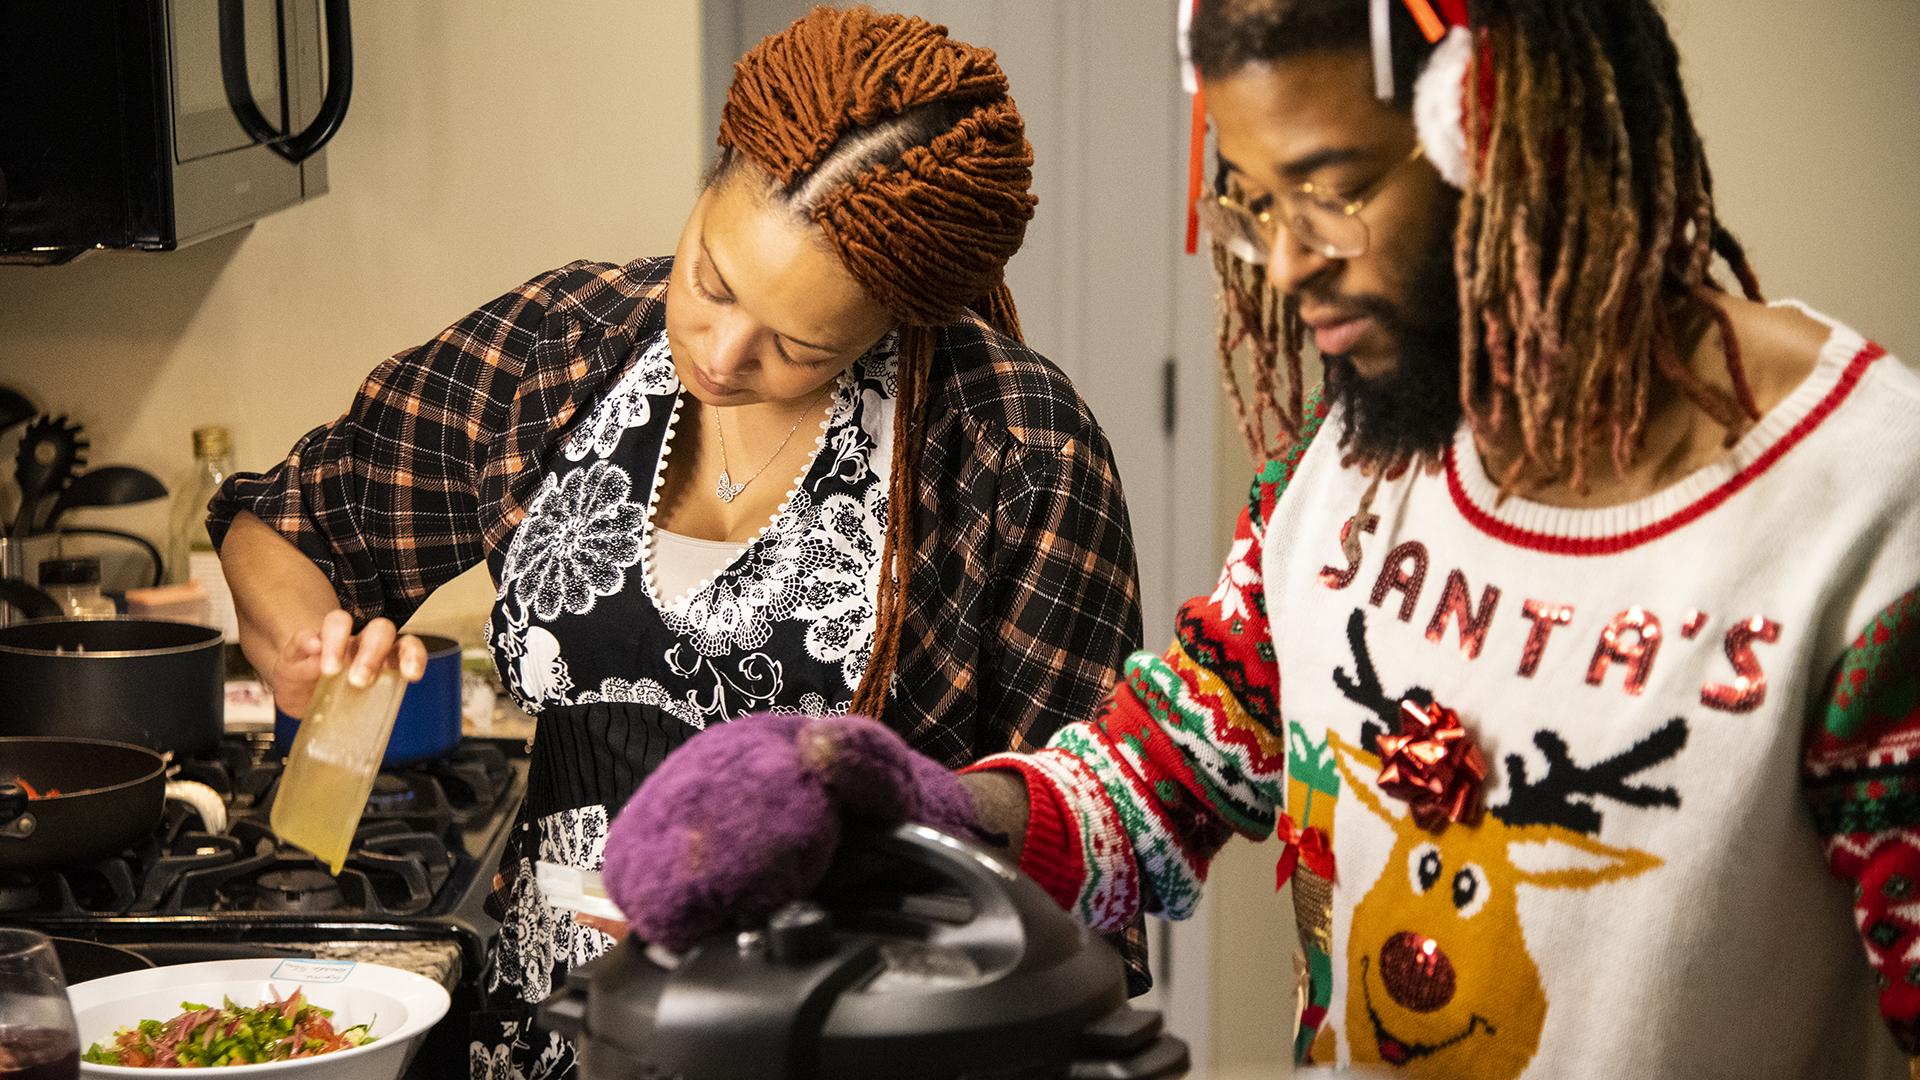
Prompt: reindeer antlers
<box><xmin>1334</xmin><ymin>609</ymin><xmax>1434</xmax><ymax>755</ymax></box>
<box><xmin>1333</xmin><ymin>608</ymin><xmax>1689</xmax><ymax>835</ymax></box>
<box><xmin>1494</xmin><ymin>717</ymin><xmax>1689</xmax><ymax>834</ymax></box>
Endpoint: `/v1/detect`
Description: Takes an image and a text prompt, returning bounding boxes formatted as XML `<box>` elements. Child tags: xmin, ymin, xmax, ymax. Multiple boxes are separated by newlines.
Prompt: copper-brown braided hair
<box><xmin>1194</xmin><ymin>0</ymin><xmax>1764</xmax><ymax>487</ymax></box>
<box><xmin>715</xmin><ymin>6</ymin><xmax>1036</xmax><ymax>718</ymax></box>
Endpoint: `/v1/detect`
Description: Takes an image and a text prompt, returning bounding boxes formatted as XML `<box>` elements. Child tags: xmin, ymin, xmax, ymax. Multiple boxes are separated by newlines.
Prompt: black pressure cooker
<box><xmin>539</xmin><ymin>824</ymin><xmax>1189</xmax><ymax>1080</ymax></box>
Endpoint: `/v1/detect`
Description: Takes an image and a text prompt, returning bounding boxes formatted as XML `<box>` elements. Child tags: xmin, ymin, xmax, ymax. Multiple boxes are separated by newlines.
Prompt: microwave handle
<box><xmin>219</xmin><ymin>0</ymin><xmax>354</xmax><ymax>165</ymax></box>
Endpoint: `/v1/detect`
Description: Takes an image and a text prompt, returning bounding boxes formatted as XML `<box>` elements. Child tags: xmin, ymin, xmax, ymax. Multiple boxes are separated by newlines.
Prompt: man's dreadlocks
<box><xmin>1192</xmin><ymin>0</ymin><xmax>1765</xmax><ymax>491</ymax></box>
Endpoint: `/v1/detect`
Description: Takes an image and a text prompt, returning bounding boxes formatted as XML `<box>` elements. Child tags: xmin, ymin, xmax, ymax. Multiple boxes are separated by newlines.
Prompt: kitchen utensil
<box><xmin>44</xmin><ymin>529</ymin><xmax>165</xmax><ymax>588</ymax></box>
<box><xmin>41</xmin><ymin>467</ymin><xmax>168</xmax><ymax>532</ymax></box>
<box><xmin>0</xmin><ymin>387</ymin><xmax>35</xmax><ymax>435</ymax></box>
<box><xmin>539</xmin><ymin>824</ymin><xmax>1189</xmax><ymax>1080</ymax></box>
<box><xmin>67</xmin><ymin>957</ymin><xmax>449</xmax><ymax>1080</ymax></box>
<box><xmin>270</xmin><ymin>667</ymin><xmax>409</xmax><ymax>874</ymax></box>
<box><xmin>10</xmin><ymin>462</ymin><xmax>48</xmax><ymax>542</ymax></box>
<box><xmin>0</xmin><ymin>619</ymin><xmax>224</xmax><ymax>755</ymax></box>
<box><xmin>0</xmin><ymin>574</ymin><xmax>62</xmax><ymax>620</ymax></box>
<box><xmin>0</xmin><ymin>738</ymin><xmax>166</xmax><ymax>871</ymax></box>
<box><xmin>11</xmin><ymin>416</ymin><xmax>87</xmax><ymax>538</ymax></box>
<box><xmin>0</xmin><ymin>929</ymin><xmax>81</xmax><ymax>1080</ymax></box>
<box><xmin>273</xmin><ymin>636</ymin><xmax>463</xmax><ymax>766</ymax></box>
<box><xmin>47</xmin><ymin>940</ymin><xmax>154</xmax><ymax>986</ymax></box>
<box><xmin>0</xmin><ymin>537</ymin><xmax>61</xmax><ymax>628</ymax></box>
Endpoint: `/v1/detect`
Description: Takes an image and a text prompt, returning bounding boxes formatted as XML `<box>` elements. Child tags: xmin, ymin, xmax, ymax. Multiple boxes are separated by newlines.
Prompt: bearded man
<box><xmin>602</xmin><ymin>0</ymin><xmax>1920</xmax><ymax>1075</ymax></box>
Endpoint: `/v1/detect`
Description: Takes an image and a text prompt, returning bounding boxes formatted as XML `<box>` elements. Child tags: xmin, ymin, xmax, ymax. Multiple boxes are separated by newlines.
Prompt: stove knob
<box><xmin>0</xmin><ymin>782</ymin><xmax>32</xmax><ymax>838</ymax></box>
<box><xmin>767</xmin><ymin>900</ymin><xmax>834</xmax><ymax>964</ymax></box>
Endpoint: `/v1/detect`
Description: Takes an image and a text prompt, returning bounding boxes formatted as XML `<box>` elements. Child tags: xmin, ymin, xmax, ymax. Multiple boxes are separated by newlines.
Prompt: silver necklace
<box><xmin>713</xmin><ymin>389</ymin><xmax>830</xmax><ymax>503</ymax></box>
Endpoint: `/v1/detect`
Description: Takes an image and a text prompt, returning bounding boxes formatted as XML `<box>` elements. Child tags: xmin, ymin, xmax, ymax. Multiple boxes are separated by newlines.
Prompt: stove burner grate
<box><xmin>4</xmin><ymin>737</ymin><xmax>515</xmax><ymax>923</ymax></box>
<box><xmin>0</xmin><ymin>872</ymin><xmax>40</xmax><ymax>913</ymax></box>
<box><xmin>254</xmin><ymin>868</ymin><xmax>347</xmax><ymax>913</ymax></box>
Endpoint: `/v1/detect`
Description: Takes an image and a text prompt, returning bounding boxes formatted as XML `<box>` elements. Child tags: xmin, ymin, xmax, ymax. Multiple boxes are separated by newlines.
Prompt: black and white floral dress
<box><xmin>470</xmin><ymin>329</ymin><xmax>902</xmax><ymax>1080</ymax></box>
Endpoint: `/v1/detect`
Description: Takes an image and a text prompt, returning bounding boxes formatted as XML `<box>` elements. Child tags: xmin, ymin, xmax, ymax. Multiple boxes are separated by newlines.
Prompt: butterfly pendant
<box><xmin>715</xmin><ymin>471</ymin><xmax>746</xmax><ymax>502</ymax></box>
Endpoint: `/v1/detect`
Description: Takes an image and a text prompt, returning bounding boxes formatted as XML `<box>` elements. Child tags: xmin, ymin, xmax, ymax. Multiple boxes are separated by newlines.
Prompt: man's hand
<box><xmin>958</xmin><ymin>769</ymin><xmax>1030</xmax><ymax>862</ymax></box>
<box><xmin>601</xmin><ymin>714</ymin><xmax>980</xmax><ymax>953</ymax></box>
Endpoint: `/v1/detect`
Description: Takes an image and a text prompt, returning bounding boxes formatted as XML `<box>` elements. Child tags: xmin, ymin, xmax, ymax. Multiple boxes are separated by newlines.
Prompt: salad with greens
<box><xmin>82</xmin><ymin>987</ymin><xmax>375</xmax><ymax>1068</ymax></box>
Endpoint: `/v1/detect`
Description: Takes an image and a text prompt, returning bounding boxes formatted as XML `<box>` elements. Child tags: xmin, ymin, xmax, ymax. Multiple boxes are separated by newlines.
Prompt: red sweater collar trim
<box><xmin>1444</xmin><ymin>341</ymin><xmax>1886</xmax><ymax>555</ymax></box>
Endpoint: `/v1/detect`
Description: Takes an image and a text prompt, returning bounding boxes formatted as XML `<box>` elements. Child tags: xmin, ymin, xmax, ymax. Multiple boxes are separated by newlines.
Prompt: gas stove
<box><xmin>0</xmin><ymin>734</ymin><xmax>528</xmax><ymax>1079</ymax></box>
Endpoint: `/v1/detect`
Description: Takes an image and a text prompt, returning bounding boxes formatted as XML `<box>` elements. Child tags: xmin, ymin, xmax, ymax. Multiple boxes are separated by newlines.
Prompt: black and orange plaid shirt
<box><xmin>208</xmin><ymin>258</ymin><xmax>1144</xmax><ymax>765</ymax></box>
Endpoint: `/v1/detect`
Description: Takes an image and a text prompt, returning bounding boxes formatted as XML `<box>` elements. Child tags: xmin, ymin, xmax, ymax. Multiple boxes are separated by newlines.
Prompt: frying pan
<box><xmin>0</xmin><ymin>737</ymin><xmax>166</xmax><ymax>870</ymax></box>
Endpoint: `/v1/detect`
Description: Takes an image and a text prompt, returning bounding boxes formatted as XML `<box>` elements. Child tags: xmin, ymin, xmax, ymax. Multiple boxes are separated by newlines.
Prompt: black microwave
<box><xmin>0</xmin><ymin>0</ymin><xmax>352</xmax><ymax>265</ymax></box>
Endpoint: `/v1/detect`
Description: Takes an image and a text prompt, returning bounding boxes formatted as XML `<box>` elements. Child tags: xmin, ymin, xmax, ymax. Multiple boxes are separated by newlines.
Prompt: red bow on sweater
<box><xmin>1275</xmin><ymin>815</ymin><xmax>1336</xmax><ymax>888</ymax></box>
<box><xmin>1376</xmin><ymin>699</ymin><xmax>1488</xmax><ymax>831</ymax></box>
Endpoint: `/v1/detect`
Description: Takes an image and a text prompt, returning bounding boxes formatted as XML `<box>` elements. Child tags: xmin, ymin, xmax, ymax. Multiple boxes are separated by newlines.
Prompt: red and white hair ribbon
<box><xmin>1374</xmin><ymin>0</ymin><xmax>1469</xmax><ymax>99</ymax></box>
<box><xmin>1182</xmin><ymin>0</ymin><xmax>1206</xmax><ymax>254</ymax></box>
<box><xmin>1379</xmin><ymin>0</ymin><xmax>1479</xmax><ymax>189</ymax></box>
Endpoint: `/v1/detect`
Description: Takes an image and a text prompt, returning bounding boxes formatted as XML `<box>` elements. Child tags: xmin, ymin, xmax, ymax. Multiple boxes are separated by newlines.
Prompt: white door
<box><xmin>704</xmin><ymin>0</ymin><xmax>1226</xmax><ymax>1067</ymax></box>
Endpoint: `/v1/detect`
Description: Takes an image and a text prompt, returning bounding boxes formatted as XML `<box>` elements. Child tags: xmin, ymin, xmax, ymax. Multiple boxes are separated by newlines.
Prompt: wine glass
<box><xmin>0</xmin><ymin>930</ymin><xmax>80</xmax><ymax>1080</ymax></box>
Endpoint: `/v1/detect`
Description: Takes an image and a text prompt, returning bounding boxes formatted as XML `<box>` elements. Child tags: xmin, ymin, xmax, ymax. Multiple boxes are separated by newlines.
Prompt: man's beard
<box><xmin>1317</xmin><ymin>196</ymin><xmax>1464</xmax><ymax>465</ymax></box>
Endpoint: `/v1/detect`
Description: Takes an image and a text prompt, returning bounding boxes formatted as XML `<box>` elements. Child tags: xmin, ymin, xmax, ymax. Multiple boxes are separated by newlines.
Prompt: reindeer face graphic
<box><xmin>1319</xmin><ymin>611</ymin><xmax>1686</xmax><ymax>1077</ymax></box>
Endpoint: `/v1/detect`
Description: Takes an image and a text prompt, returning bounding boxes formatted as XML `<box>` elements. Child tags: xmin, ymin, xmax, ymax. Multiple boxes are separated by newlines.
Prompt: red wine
<box><xmin>0</xmin><ymin>1028</ymin><xmax>79</xmax><ymax>1080</ymax></box>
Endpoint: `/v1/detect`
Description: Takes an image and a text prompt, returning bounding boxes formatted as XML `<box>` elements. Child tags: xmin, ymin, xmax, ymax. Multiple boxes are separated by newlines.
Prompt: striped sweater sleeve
<box><xmin>967</xmin><ymin>391</ymin><xmax>1329</xmax><ymax>930</ymax></box>
<box><xmin>1803</xmin><ymin>585</ymin><xmax>1920</xmax><ymax>1053</ymax></box>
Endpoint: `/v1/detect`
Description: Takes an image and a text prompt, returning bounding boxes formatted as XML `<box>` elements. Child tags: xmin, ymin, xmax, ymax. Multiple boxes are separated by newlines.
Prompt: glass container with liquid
<box><xmin>269</xmin><ymin>667</ymin><xmax>408</xmax><ymax>874</ymax></box>
<box><xmin>164</xmin><ymin>425</ymin><xmax>239</xmax><ymax>642</ymax></box>
<box><xmin>0</xmin><ymin>929</ymin><xmax>79</xmax><ymax>1080</ymax></box>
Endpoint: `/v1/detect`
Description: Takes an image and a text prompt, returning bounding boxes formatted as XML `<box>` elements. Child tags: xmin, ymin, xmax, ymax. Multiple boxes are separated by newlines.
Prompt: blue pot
<box><xmin>274</xmin><ymin>634</ymin><xmax>463</xmax><ymax>766</ymax></box>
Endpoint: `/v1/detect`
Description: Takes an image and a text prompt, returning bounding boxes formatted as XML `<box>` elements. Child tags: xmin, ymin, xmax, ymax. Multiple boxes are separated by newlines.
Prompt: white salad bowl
<box><xmin>67</xmin><ymin>957</ymin><xmax>450</xmax><ymax>1080</ymax></box>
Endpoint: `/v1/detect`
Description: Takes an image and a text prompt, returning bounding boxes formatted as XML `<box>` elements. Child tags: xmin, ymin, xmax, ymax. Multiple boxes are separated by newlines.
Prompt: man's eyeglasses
<box><xmin>1196</xmin><ymin>143</ymin><xmax>1428</xmax><ymax>265</ymax></box>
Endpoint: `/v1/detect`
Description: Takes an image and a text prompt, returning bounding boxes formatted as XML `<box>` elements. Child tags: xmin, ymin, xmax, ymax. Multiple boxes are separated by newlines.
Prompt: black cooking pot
<box><xmin>0</xmin><ymin>737</ymin><xmax>167</xmax><ymax>870</ymax></box>
<box><xmin>539</xmin><ymin>825</ymin><xmax>1189</xmax><ymax>1080</ymax></box>
<box><xmin>0</xmin><ymin>617</ymin><xmax>223</xmax><ymax>754</ymax></box>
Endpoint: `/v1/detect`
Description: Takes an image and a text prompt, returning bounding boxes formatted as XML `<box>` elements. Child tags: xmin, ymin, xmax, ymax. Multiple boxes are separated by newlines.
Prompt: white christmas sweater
<box><xmin>973</xmin><ymin>306</ymin><xmax>1920</xmax><ymax>1079</ymax></box>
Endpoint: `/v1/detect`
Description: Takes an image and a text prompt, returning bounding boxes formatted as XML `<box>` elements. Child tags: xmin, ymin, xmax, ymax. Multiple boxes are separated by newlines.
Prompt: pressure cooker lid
<box><xmin>539</xmin><ymin>824</ymin><xmax>1188</xmax><ymax>1080</ymax></box>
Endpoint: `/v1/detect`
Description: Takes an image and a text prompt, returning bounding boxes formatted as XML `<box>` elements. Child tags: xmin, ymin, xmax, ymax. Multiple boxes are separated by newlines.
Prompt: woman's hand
<box><xmin>490</xmin><ymin>873</ymin><xmax>630</xmax><ymax>942</ymax></box>
<box><xmin>574</xmin><ymin>914</ymin><xmax>630</xmax><ymax>942</ymax></box>
<box><xmin>270</xmin><ymin>610</ymin><xmax>429</xmax><ymax>718</ymax></box>
<box><xmin>219</xmin><ymin>511</ymin><xmax>433</xmax><ymax>715</ymax></box>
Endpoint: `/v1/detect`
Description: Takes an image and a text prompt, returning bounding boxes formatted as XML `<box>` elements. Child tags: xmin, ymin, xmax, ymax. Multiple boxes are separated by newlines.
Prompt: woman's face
<box><xmin>664</xmin><ymin>170</ymin><xmax>896</xmax><ymax>409</ymax></box>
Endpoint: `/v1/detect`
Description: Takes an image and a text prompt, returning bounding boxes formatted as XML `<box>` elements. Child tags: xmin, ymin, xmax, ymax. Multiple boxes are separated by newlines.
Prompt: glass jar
<box><xmin>37</xmin><ymin>556</ymin><xmax>115</xmax><ymax>618</ymax></box>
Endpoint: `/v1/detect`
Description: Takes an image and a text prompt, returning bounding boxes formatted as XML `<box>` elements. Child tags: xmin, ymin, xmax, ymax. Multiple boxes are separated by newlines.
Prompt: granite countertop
<box><xmin>257</xmin><ymin>940</ymin><xmax>463</xmax><ymax>992</ymax></box>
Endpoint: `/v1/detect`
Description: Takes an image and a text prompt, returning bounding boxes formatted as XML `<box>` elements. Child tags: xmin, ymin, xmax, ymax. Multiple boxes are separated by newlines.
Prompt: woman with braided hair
<box><xmin>207</xmin><ymin>8</ymin><xmax>1145</xmax><ymax>1078</ymax></box>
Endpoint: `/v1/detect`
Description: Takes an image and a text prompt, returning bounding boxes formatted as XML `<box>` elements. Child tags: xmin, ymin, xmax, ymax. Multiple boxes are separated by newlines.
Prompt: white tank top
<box><xmin>648</xmin><ymin>526</ymin><xmax>751</xmax><ymax>605</ymax></box>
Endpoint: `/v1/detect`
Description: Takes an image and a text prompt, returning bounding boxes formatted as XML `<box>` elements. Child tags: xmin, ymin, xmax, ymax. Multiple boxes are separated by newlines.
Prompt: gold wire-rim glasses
<box><xmin>1197</xmin><ymin>142</ymin><xmax>1429</xmax><ymax>264</ymax></box>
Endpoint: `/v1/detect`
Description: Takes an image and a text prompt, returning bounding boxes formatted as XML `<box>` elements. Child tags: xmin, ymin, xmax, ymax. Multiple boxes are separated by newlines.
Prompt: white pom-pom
<box><xmin>1178</xmin><ymin>0</ymin><xmax>1198</xmax><ymax>95</ymax></box>
<box><xmin>1413</xmin><ymin>26</ymin><xmax>1475</xmax><ymax>189</ymax></box>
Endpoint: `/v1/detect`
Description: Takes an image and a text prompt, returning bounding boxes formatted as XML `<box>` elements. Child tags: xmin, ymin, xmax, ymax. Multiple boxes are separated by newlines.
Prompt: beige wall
<box><xmin>1670</xmin><ymin>0</ymin><xmax>1920</xmax><ymax>362</ymax></box>
<box><xmin>0</xmin><ymin>1</ymin><xmax>703</xmax><ymax>629</ymax></box>
<box><xmin>1200</xmin><ymin>3</ymin><xmax>1919</xmax><ymax>1075</ymax></box>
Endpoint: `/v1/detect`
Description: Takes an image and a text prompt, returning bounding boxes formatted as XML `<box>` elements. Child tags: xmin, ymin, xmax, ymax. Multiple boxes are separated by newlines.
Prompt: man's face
<box><xmin>1205</xmin><ymin>49</ymin><xmax>1465</xmax><ymax>461</ymax></box>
